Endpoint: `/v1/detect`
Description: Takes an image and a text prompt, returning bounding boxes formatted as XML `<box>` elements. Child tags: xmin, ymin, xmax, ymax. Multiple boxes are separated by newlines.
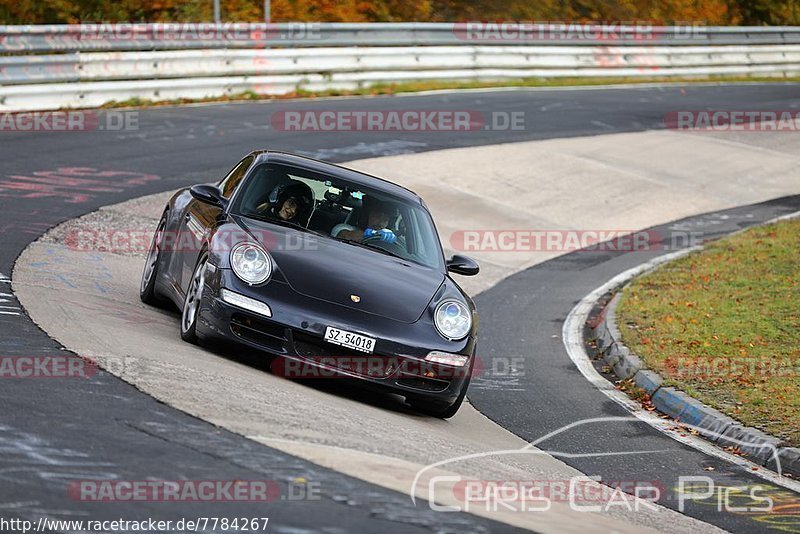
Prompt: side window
<box><xmin>218</xmin><ymin>156</ymin><xmax>254</xmax><ymax>198</ymax></box>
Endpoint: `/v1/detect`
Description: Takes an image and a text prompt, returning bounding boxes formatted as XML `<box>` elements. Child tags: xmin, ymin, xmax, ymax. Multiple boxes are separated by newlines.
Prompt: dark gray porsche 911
<box><xmin>140</xmin><ymin>151</ymin><xmax>479</xmax><ymax>418</ymax></box>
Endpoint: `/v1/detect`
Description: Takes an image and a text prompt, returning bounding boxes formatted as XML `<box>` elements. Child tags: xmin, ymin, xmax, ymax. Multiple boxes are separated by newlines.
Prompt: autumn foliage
<box><xmin>1</xmin><ymin>0</ymin><xmax>798</xmax><ymax>25</ymax></box>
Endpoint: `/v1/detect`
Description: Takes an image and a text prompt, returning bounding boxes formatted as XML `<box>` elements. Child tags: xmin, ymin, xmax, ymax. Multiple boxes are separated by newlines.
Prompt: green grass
<box><xmin>93</xmin><ymin>74</ymin><xmax>800</xmax><ymax>110</ymax></box>
<box><xmin>617</xmin><ymin>218</ymin><xmax>800</xmax><ymax>446</ymax></box>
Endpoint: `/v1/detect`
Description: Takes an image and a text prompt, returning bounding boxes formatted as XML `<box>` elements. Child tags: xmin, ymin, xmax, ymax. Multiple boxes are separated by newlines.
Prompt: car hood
<box><xmin>238</xmin><ymin>217</ymin><xmax>445</xmax><ymax>324</ymax></box>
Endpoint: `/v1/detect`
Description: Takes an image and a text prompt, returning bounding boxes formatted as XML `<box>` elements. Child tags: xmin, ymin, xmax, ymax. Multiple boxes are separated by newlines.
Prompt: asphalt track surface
<box><xmin>1</xmin><ymin>83</ymin><xmax>799</xmax><ymax>532</ymax></box>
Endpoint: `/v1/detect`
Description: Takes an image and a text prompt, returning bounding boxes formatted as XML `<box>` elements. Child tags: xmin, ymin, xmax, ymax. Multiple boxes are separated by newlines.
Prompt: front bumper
<box><xmin>196</xmin><ymin>269</ymin><xmax>474</xmax><ymax>405</ymax></box>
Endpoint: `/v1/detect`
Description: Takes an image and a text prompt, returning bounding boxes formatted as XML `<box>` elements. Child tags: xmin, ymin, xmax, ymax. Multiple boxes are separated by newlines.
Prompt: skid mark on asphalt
<box><xmin>0</xmin><ymin>273</ymin><xmax>20</xmax><ymax>315</ymax></box>
<box><xmin>298</xmin><ymin>140</ymin><xmax>428</xmax><ymax>160</ymax></box>
<box><xmin>0</xmin><ymin>425</ymin><xmax>117</xmax><ymax>483</ymax></box>
<box><xmin>0</xmin><ymin>168</ymin><xmax>159</xmax><ymax>204</ymax></box>
<box><xmin>0</xmin><ymin>425</ymin><xmax>119</xmax><ymax>520</ymax></box>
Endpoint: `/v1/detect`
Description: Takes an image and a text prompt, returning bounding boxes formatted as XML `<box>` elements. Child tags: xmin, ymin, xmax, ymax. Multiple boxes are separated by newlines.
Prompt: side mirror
<box><xmin>447</xmin><ymin>255</ymin><xmax>480</xmax><ymax>276</ymax></box>
<box><xmin>190</xmin><ymin>184</ymin><xmax>227</xmax><ymax>209</ymax></box>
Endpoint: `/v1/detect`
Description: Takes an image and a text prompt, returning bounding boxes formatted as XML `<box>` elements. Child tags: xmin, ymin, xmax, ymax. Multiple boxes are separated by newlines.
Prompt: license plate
<box><xmin>324</xmin><ymin>327</ymin><xmax>376</xmax><ymax>354</ymax></box>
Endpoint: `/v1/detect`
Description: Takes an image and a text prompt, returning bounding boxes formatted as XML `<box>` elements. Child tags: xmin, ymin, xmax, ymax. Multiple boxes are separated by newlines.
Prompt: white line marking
<box><xmin>0</xmin><ymin>293</ymin><xmax>12</xmax><ymax>297</ymax></box>
<box><xmin>0</xmin><ymin>311</ymin><xmax>20</xmax><ymax>316</ymax></box>
<box><xmin>562</xmin><ymin>210</ymin><xmax>800</xmax><ymax>493</ymax></box>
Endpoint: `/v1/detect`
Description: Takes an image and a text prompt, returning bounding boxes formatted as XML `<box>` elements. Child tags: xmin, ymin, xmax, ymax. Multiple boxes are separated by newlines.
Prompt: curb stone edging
<box><xmin>589</xmin><ymin>291</ymin><xmax>800</xmax><ymax>478</ymax></box>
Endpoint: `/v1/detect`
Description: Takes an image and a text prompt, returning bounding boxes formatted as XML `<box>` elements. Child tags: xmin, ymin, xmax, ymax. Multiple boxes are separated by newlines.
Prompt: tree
<box><xmin>0</xmin><ymin>0</ymin><xmax>793</xmax><ymax>25</ymax></box>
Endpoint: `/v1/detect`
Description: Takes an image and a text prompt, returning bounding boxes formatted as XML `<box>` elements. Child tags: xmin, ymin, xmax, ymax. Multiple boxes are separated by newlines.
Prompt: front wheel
<box><xmin>181</xmin><ymin>253</ymin><xmax>208</xmax><ymax>344</ymax></box>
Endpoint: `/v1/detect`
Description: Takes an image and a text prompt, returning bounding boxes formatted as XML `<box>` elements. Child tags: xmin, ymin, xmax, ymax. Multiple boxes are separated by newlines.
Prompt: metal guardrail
<box><xmin>3</xmin><ymin>45</ymin><xmax>800</xmax><ymax>85</ymax></box>
<box><xmin>1</xmin><ymin>23</ymin><xmax>799</xmax><ymax>111</ymax></box>
<box><xmin>3</xmin><ymin>23</ymin><xmax>800</xmax><ymax>51</ymax></box>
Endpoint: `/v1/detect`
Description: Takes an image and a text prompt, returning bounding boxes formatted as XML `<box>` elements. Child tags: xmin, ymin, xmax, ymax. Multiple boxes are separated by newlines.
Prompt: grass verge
<box><xmin>617</xmin><ymin>217</ymin><xmax>800</xmax><ymax>446</ymax></box>
<box><xmin>96</xmin><ymin>75</ymin><xmax>800</xmax><ymax>109</ymax></box>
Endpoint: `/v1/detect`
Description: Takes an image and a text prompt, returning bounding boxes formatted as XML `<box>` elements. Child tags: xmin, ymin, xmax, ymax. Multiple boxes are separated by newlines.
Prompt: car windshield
<box><xmin>231</xmin><ymin>162</ymin><xmax>445</xmax><ymax>270</ymax></box>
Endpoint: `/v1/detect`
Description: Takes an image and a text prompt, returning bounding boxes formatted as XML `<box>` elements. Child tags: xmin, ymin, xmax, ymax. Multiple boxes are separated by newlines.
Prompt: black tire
<box><xmin>180</xmin><ymin>253</ymin><xmax>208</xmax><ymax>344</ymax></box>
<box><xmin>140</xmin><ymin>210</ymin><xmax>168</xmax><ymax>305</ymax></box>
<box><xmin>410</xmin><ymin>371</ymin><xmax>472</xmax><ymax>419</ymax></box>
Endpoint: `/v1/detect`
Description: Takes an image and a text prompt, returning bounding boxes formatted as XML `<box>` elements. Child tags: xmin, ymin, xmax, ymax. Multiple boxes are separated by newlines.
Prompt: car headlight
<box><xmin>434</xmin><ymin>300</ymin><xmax>472</xmax><ymax>341</ymax></box>
<box><xmin>230</xmin><ymin>243</ymin><xmax>272</xmax><ymax>285</ymax></box>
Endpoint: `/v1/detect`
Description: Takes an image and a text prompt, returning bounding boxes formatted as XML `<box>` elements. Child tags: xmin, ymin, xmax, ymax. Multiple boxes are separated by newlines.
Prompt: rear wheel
<box><xmin>140</xmin><ymin>211</ymin><xmax>168</xmax><ymax>305</ymax></box>
<box><xmin>181</xmin><ymin>253</ymin><xmax>208</xmax><ymax>344</ymax></box>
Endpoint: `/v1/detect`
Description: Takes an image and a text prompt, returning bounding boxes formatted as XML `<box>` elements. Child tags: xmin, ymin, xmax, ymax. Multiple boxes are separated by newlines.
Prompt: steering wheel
<box><xmin>362</xmin><ymin>233</ymin><xmax>406</xmax><ymax>254</ymax></box>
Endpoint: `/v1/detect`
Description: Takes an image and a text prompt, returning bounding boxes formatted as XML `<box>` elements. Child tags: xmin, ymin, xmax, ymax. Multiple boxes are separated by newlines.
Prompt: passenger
<box><xmin>258</xmin><ymin>183</ymin><xmax>313</xmax><ymax>224</ymax></box>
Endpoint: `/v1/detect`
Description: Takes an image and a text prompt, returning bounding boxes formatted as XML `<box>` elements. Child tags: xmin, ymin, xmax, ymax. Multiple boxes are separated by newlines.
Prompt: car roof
<box><xmin>250</xmin><ymin>150</ymin><xmax>423</xmax><ymax>205</ymax></box>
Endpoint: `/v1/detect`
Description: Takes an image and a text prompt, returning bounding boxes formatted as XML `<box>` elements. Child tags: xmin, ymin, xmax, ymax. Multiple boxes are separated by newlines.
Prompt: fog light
<box><xmin>221</xmin><ymin>288</ymin><xmax>272</xmax><ymax>317</ymax></box>
<box><xmin>425</xmin><ymin>351</ymin><xmax>468</xmax><ymax>367</ymax></box>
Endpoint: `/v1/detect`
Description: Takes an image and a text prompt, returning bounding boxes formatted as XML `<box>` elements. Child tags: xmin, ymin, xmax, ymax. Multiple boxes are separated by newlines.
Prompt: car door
<box><xmin>177</xmin><ymin>156</ymin><xmax>254</xmax><ymax>293</ymax></box>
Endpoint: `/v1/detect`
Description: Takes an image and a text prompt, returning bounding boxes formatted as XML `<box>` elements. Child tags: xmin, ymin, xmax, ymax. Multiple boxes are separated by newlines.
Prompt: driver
<box><xmin>338</xmin><ymin>197</ymin><xmax>397</xmax><ymax>244</ymax></box>
<box><xmin>257</xmin><ymin>183</ymin><xmax>313</xmax><ymax>224</ymax></box>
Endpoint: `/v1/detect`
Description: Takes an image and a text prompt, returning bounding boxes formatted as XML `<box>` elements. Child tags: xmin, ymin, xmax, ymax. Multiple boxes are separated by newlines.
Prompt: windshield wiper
<box><xmin>347</xmin><ymin>240</ymin><xmax>406</xmax><ymax>260</ymax></box>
